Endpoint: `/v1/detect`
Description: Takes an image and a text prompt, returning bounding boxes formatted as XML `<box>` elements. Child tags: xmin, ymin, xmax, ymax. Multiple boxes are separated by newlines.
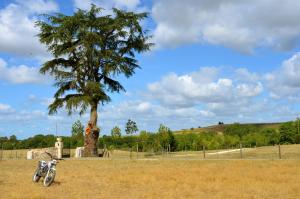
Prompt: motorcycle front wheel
<box><xmin>43</xmin><ymin>169</ymin><xmax>56</xmax><ymax>187</ymax></box>
<box><xmin>32</xmin><ymin>169</ymin><xmax>41</xmax><ymax>182</ymax></box>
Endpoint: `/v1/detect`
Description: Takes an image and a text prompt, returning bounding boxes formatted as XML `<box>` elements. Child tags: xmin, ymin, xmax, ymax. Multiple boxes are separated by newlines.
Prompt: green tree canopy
<box><xmin>111</xmin><ymin>126</ymin><xmax>121</xmax><ymax>137</ymax></box>
<box><xmin>71</xmin><ymin>120</ymin><xmax>84</xmax><ymax>137</ymax></box>
<box><xmin>71</xmin><ymin>120</ymin><xmax>84</xmax><ymax>147</ymax></box>
<box><xmin>157</xmin><ymin>124</ymin><xmax>176</xmax><ymax>151</ymax></box>
<box><xmin>125</xmin><ymin>119</ymin><xmax>138</xmax><ymax>135</ymax></box>
<box><xmin>36</xmin><ymin>5</ymin><xmax>152</xmax><ymax>156</ymax></box>
<box><xmin>279</xmin><ymin>122</ymin><xmax>297</xmax><ymax>144</ymax></box>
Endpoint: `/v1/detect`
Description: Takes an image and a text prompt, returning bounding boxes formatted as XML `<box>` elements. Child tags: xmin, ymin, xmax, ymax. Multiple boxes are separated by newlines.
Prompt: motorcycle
<box><xmin>32</xmin><ymin>152</ymin><xmax>58</xmax><ymax>187</ymax></box>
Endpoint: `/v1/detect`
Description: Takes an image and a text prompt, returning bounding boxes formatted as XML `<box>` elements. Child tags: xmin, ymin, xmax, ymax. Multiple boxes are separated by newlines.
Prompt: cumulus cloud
<box><xmin>236</xmin><ymin>83</ymin><xmax>263</xmax><ymax>98</ymax></box>
<box><xmin>99</xmin><ymin>100</ymin><xmax>216</xmax><ymax>132</ymax></box>
<box><xmin>16</xmin><ymin>0</ymin><xmax>58</xmax><ymax>14</ymax></box>
<box><xmin>234</xmin><ymin>68</ymin><xmax>260</xmax><ymax>83</ymax></box>
<box><xmin>0</xmin><ymin>0</ymin><xmax>58</xmax><ymax>58</ymax></box>
<box><xmin>265</xmin><ymin>52</ymin><xmax>300</xmax><ymax>99</ymax></box>
<box><xmin>146</xmin><ymin>67</ymin><xmax>264</xmax><ymax>108</ymax></box>
<box><xmin>73</xmin><ymin>0</ymin><xmax>141</xmax><ymax>11</ymax></box>
<box><xmin>0</xmin><ymin>58</ymin><xmax>49</xmax><ymax>84</ymax></box>
<box><xmin>152</xmin><ymin>0</ymin><xmax>300</xmax><ymax>52</ymax></box>
<box><xmin>0</xmin><ymin>103</ymin><xmax>15</xmax><ymax>114</ymax></box>
<box><xmin>0</xmin><ymin>103</ymin><xmax>46</xmax><ymax>124</ymax></box>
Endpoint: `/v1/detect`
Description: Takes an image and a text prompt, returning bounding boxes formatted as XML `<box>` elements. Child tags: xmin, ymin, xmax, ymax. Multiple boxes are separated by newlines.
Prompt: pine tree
<box><xmin>36</xmin><ymin>5</ymin><xmax>152</xmax><ymax>156</ymax></box>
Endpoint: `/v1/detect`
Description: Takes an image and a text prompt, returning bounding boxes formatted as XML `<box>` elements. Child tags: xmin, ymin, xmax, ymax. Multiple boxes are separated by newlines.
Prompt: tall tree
<box><xmin>158</xmin><ymin>124</ymin><xmax>176</xmax><ymax>151</ymax></box>
<box><xmin>71</xmin><ymin>120</ymin><xmax>84</xmax><ymax>147</ymax></box>
<box><xmin>111</xmin><ymin>126</ymin><xmax>121</xmax><ymax>138</ymax></box>
<box><xmin>36</xmin><ymin>5</ymin><xmax>152</xmax><ymax>156</ymax></box>
<box><xmin>125</xmin><ymin>119</ymin><xmax>138</xmax><ymax>135</ymax></box>
<box><xmin>279</xmin><ymin>122</ymin><xmax>296</xmax><ymax>144</ymax></box>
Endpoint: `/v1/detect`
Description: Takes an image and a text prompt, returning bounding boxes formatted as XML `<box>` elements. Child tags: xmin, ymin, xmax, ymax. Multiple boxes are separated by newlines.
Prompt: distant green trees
<box><xmin>71</xmin><ymin>120</ymin><xmax>84</xmax><ymax>147</ymax></box>
<box><xmin>0</xmin><ymin>134</ymin><xmax>57</xmax><ymax>149</ymax></box>
<box><xmin>111</xmin><ymin>126</ymin><xmax>121</xmax><ymax>138</ymax></box>
<box><xmin>99</xmin><ymin>125</ymin><xmax>177</xmax><ymax>152</ymax></box>
<box><xmin>279</xmin><ymin>121</ymin><xmax>299</xmax><ymax>144</ymax></box>
<box><xmin>224</xmin><ymin>123</ymin><xmax>258</xmax><ymax>139</ymax></box>
<box><xmin>157</xmin><ymin>124</ymin><xmax>176</xmax><ymax>151</ymax></box>
<box><xmin>1</xmin><ymin>120</ymin><xmax>300</xmax><ymax>151</ymax></box>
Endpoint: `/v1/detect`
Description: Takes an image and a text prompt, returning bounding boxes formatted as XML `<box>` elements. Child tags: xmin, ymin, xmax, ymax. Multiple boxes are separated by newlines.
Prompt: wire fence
<box><xmin>1</xmin><ymin>144</ymin><xmax>299</xmax><ymax>160</ymax></box>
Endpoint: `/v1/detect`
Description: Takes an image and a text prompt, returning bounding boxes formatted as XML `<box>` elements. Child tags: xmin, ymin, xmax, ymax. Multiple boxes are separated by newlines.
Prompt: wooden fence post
<box><xmin>136</xmin><ymin>143</ymin><xmax>138</xmax><ymax>159</ymax></box>
<box><xmin>240</xmin><ymin>143</ymin><xmax>243</xmax><ymax>159</ymax></box>
<box><xmin>0</xmin><ymin>143</ymin><xmax>2</xmax><ymax>160</ymax></box>
<box><xmin>130</xmin><ymin>147</ymin><xmax>132</xmax><ymax>159</ymax></box>
<box><xmin>203</xmin><ymin>146</ymin><xmax>206</xmax><ymax>159</ymax></box>
<box><xmin>278</xmin><ymin>144</ymin><xmax>282</xmax><ymax>159</ymax></box>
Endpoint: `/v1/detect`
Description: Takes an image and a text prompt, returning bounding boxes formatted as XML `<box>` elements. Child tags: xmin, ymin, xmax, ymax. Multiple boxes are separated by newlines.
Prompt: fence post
<box><xmin>136</xmin><ymin>143</ymin><xmax>138</xmax><ymax>159</ymax></box>
<box><xmin>0</xmin><ymin>143</ymin><xmax>2</xmax><ymax>160</ymax></box>
<box><xmin>130</xmin><ymin>147</ymin><xmax>132</xmax><ymax>159</ymax></box>
<box><xmin>203</xmin><ymin>146</ymin><xmax>206</xmax><ymax>159</ymax></box>
<box><xmin>240</xmin><ymin>143</ymin><xmax>243</xmax><ymax>159</ymax></box>
<box><xmin>278</xmin><ymin>144</ymin><xmax>282</xmax><ymax>159</ymax></box>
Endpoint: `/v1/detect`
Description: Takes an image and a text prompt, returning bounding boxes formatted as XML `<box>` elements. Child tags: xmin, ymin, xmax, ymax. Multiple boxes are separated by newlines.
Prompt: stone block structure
<box><xmin>27</xmin><ymin>137</ymin><xmax>63</xmax><ymax>160</ymax></box>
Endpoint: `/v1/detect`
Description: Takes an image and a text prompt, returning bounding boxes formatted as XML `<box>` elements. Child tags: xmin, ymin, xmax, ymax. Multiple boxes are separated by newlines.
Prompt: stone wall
<box><xmin>27</xmin><ymin>147</ymin><xmax>57</xmax><ymax>160</ymax></box>
<box><xmin>27</xmin><ymin>137</ymin><xmax>63</xmax><ymax>160</ymax></box>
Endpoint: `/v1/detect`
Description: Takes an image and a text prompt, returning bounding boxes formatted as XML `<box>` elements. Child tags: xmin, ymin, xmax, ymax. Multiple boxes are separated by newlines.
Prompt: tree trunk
<box><xmin>84</xmin><ymin>103</ymin><xmax>100</xmax><ymax>157</ymax></box>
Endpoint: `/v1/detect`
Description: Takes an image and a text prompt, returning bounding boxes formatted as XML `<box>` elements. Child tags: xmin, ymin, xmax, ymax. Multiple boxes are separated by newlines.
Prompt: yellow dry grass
<box><xmin>0</xmin><ymin>159</ymin><xmax>299</xmax><ymax>199</ymax></box>
<box><xmin>1</xmin><ymin>144</ymin><xmax>300</xmax><ymax>160</ymax></box>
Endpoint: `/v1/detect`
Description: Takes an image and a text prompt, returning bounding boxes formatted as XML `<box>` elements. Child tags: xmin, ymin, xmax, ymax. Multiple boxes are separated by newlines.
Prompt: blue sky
<box><xmin>1</xmin><ymin>0</ymin><xmax>300</xmax><ymax>139</ymax></box>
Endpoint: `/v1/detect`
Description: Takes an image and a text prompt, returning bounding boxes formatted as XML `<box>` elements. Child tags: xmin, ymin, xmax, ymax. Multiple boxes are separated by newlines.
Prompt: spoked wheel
<box><xmin>32</xmin><ymin>169</ymin><xmax>41</xmax><ymax>182</ymax></box>
<box><xmin>43</xmin><ymin>169</ymin><xmax>56</xmax><ymax>187</ymax></box>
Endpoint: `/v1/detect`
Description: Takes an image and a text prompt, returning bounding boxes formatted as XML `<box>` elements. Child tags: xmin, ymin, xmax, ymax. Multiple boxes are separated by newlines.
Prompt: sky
<box><xmin>1</xmin><ymin>0</ymin><xmax>300</xmax><ymax>139</ymax></box>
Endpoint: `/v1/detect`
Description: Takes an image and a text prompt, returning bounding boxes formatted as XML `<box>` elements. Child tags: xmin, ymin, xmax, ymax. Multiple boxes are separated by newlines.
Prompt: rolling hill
<box><xmin>174</xmin><ymin>122</ymin><xmax>283</xmax><ymax>134</ymax></box>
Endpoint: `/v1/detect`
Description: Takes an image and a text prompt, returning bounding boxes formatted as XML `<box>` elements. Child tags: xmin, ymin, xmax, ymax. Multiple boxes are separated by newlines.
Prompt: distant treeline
<box><xmin>1</xmin><ymin>121</ymin><xmax>300</xmax><ymax>151</ymax></box>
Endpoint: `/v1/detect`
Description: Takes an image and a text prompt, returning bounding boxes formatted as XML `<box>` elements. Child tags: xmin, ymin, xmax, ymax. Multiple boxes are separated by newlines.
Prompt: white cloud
<box><xmin>0</xmin><ymin>104</ymin><xmax>45</xmax><ymax>124</ymax></box>
<box><xmin>0</xmin><ymin>0</ymin><xmax>58</xmax><ymax>58</ymax></box>
<box><xmin>265</xmin><ymin>52</ymin><xmax>300</xmax><ymax>99</ymax></box>
<box><xmin>41</xmin><ymin>97</ymin><xmax>55</xmax><ymax>106</ymax></box>
<box><xmin>0</xmin><ymin>58</ymin><xmax>49</xmax><ymax>84</ymax></box>
<box><xmin>234</xmin><ymin>68</ymin><xmax>259</xmax><ymax>83</ymax></box>
<box><xmin>73</xmin><ymin>0</ymin><xmax>93</xmax><ymax>10</ymax></box>
<box><xmin>114</xmin><ymin>0</ymin><xmax>140</xmax><ymax>10</ymax></box>
<box><xmin>99</xmin><ymin>100</ymin><xmax>216</xmax><ymax>132</ymax></box>
<box><xmin>73</xmin><ymin>0</ymin><xmax>141</xmax><ymax>11</ymax></box>
<box><xmin>17</xmin><ymin>0</ymin><xmax>58</xmax><ymax>14</ymax></box>
<box><xmin>0</xmin><ymin>103</ymin><xmax>15</xmax><ymax>114</ymax></box>
<box><xmin>152</xmin><ymin>0</ymin><xmax>300</xmax><ymax>52</ymax></box>
<box><xmin>146</xmin><ymin>67</ymin><xmax>263</xmax><ymax>108</ymax></box>
<box><xmin>236</xmin><ymin>83</ymin><xmax>263</xmax><ymax>98</ymax></box>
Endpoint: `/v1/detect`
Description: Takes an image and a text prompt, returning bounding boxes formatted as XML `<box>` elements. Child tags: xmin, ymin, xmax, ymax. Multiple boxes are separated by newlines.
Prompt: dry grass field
<box><xmin>0</xmin><ymin>159</ymin><xmax>299</xmax><ymax>199</ymax></box>
<box><xmin>1</xmin><ymin>144</ymin><xmax>300</xmax><ymax>160</ymax></box>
